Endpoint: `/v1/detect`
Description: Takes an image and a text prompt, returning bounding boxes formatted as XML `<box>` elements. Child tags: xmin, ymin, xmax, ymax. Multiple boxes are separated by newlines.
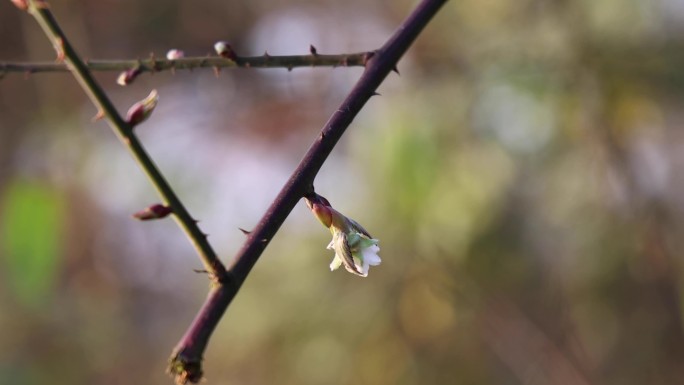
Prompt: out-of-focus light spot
<box><xmin>474</xmin><ymin>82</ymin><xmax>556</xmax><ymax>154</ymax></box>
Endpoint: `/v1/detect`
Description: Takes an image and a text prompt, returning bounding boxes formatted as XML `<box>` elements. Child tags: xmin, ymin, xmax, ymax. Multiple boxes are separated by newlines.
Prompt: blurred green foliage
<box><xmin>1</xmin><ymin>179</ymin><xmax>64</xmax><ymax>308</ymax></box>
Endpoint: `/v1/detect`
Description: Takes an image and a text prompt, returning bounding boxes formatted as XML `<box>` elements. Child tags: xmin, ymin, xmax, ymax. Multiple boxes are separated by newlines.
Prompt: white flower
<box><xmin>306</xmin><ymin>194</ymin><xmax>381</xmax><ymax>277</ymax></box>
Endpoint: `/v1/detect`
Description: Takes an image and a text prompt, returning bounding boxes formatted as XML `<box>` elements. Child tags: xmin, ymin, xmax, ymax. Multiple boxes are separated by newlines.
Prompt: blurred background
<box><xmin>2</xmin><ymin>0</ymin><xmax>684</xmax><ymax>384</ymax></box>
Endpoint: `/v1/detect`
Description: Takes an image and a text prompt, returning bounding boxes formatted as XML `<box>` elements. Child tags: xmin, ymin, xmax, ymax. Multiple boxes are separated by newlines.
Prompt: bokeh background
<box><xmin>2</xmin><ymin>0</ymin><xmax>684</xmax><ymax>384</ymax></box>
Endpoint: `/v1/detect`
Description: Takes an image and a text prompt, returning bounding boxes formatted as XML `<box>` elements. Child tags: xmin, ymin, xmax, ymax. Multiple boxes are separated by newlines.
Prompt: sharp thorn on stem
<box><xmin>238</xmin><ymin>228</ymin><xmax>251</xmax><ymax>235</ymax></box>
<box><xmin>91</xmin><ymin>110</ymin><xmax>105</xmax><ymax>122</ymax></box>
<box><xmin>309</xmin><ymin>45</ymin><xmax>318</xmax><ymax>55</ymax></box>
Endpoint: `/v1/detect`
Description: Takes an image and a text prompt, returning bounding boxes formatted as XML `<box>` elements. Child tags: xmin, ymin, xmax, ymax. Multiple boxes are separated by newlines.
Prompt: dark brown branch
<box><xmin>168</xmin><ymin>0</ymin><xmax>448</xmax><ymax>382</ymax></box>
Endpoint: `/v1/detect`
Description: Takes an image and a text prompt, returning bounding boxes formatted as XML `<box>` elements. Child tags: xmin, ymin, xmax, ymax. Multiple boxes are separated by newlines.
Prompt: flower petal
<box><xmin>362</xmin><ymin>244</ymin><xmax>381</xmax><ymax>266</ymax></box>
<box><xmin>329</xmin><ymin>255</ymin><xmax>343</xmax><ymax>271</ymax></box>
<box><xmin>333</xmin><ymin>232</ymin><xmax>363</xmax><ymax>276</ymax></box>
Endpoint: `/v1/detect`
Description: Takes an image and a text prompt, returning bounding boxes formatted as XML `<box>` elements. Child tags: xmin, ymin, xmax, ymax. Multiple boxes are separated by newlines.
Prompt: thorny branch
<box><xmin>16</xmin><ymin>0</ymin><xmax>228</xmax><ymax>280</ymax></box>
<box><xmin>0</xmin><ymin>51</ymin><xmax>370</xmax><ymax>77</ymax></box>
<box><xmin>10</xmin><ymin>0</ymin><xmax>448</xmax><ymax>383</ymax></box>
<box><xmin>169</xmin><ymin>0</ymin><xmax>447</xmax><ymax>383</ymax></box>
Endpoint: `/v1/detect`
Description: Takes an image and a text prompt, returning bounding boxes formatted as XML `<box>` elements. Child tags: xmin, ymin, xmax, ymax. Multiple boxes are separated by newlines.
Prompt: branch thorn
<box><xmin>309</xmin><ymin>45</ymin><xmax>318</xmax><ymax>55</ymax></box>
<box><xmin>91</xmin><ymin>109</ymin><xmax>105</xmax><ymax>122</ymax></box>
<box><xmin>238</xmin><ymin>228</ymin><xmax>251</xmax><ymax>235</ymax></box>
<box><xmin>55</xmin><ymin>38</ymin><xmax>65</xmax><ymax>62</ymax></box>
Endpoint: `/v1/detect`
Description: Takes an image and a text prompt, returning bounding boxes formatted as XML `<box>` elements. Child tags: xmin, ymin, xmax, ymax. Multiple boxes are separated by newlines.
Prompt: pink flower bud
<box><xmin>116</xmin><ymin>67</ymin><xmax>142</xmax><ymax>86</ymax></box>
<box><xmin>11</xmin><ymin>0</ymin><xmax>28</xmax><ymax>10</ymax></box>
<box><xmin>166</xmin><ymin>49</ymin><xmax>185</xmax><ymax>60</ymax></box>
<box><xmin>214</xmin><ymin>41</ymin><xmax>238</xmax><ymax>62</ymax></box>
<box><xmin>133</xmin><ymin>204</ymin><xmax>172</xmax><ymax>220</ymax></box>
<box><xmin>126</xmin><ymin>89</ymin><xmax>159</xmax><ymax>128</ymax></box>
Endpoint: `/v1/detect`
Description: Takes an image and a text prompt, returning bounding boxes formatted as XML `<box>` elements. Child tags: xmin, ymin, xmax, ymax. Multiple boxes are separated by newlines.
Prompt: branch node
<box><xmin>168</xmin><ymin>352</ymin><xmax>203</xmax><ymax>385</ymax></box>
<box><xmin>91</xmin><ymin>109</ymin><xmax>105</xmax><ymax>122</ymax></box>
<box><xmin>362</xmin><ymin>51</ymin><xmax>376</xmax><ymax>66</ymax></box>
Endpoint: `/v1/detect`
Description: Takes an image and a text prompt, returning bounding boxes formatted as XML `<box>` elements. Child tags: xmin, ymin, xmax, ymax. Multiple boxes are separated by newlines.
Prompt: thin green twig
<box><xmin>0</xmin><ymin>52</ymin><xmax>370</xmax><ymax>76</ymax></box>
<box><xmin>21</xmin><ymin>0</ymin><xmax>228</xmax><ymax>281</ymax></box>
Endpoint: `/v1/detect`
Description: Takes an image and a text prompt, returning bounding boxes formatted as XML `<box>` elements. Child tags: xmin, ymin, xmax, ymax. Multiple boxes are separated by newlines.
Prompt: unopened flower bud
<box><xmin>214</xmin><ymin>41</ymin><xmax>238</xmax><ymax>62</ymax></box>
<box><xmin>133</xmin><ymin>204</ymin><xmax>172</xmax><ymax>220</ymax></box>
<box><xmin>116</xmin><ymin>67</ymin><xmax>142</xmax><ymax>86</ymax></box>
<box><xmin>166</xmin><ymin>49</ymin><xmax>185</xmax><ymax>60</ymax></box>
<box><xmin>11</xmin><ymin>0</ymin><xmax>28</xmax><ymax>10</ymax></box>
<box><xmin>126</xmin><ymin>89</ymin><xmax>159</xmax><ymax>127</ymax></box>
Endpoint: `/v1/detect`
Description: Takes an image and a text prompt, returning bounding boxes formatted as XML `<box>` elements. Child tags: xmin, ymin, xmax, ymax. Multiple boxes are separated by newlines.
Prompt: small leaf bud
<box><xmin>214</xmin><ymin>41</ymin><xmax>238</xmax><ymax>62</ymax></box>
<box><xmin>116</xmin><ymin>67</ymin><xmax>142</xmax><ymax>86</ymax></box>
<box><xmin>126</xmin><ymin>89</ymin><xmax>159</xmax><ymax>127</ymax></box>
<box><xmin>133</xmin><ymin>204</ymin><xmax>172</xmax><ymax>220</ymax></box>
<box><xmin>166</xmin><ymin>49</ymin><xmax>185</xmax><ymax>60</ymax></box>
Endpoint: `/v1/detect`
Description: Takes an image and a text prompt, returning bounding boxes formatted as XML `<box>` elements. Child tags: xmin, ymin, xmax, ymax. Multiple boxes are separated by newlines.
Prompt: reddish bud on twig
<box><xmin>11</xmin><ymin>0</ymin><xmax>28</xmax><ymax>10</ymax></box>
<box><xmin>126</xmin><ymin>89</ymin><xmax>159</xmax><ymax>127</ymax></box>
<box><xmin>214</xmin><ymin>41</ymin><xmax>238</xmax><ymax>62</ymax></box>
<box><xmin>12</xmin><ymin>0</ymin><xmax>49</xmax><ymax>10</ymax></box>
<box><xmin>117</xmin><ymin>67</ymin><xmax>142</xmax><ymax>86</ymax></box>
<box><xmin>133</xmin><ymin>204</ymin><xmax>172</xmax><ymax>220</ymax></box>
<box><xmin>166</xmin><ymin>49</ymin><xmax>185</xmax><ymax>60</ymax></box>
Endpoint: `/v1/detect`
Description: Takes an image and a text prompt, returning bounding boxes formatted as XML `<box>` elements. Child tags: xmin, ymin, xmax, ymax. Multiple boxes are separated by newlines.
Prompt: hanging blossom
<box><xmin>305</xmin><ymin>194</ymin><xmax>381</xmax><ymax>277</ymax></box>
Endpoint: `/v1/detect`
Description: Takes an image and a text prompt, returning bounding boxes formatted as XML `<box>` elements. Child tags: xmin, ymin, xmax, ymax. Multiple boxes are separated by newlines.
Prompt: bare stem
<box><xmin>20</xmin><ymin>0</ymin><xmax>227</xmax><ymax>280</ymax></box>
<box><xmin>168</xmin><ymin>0</ymin><xmax>448</xmax><ymax>382</ymax></box>
<box><xmin>0</xmin><ymin>52</ymin><xmax>370</xmax><ymax>76</ymax></box>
